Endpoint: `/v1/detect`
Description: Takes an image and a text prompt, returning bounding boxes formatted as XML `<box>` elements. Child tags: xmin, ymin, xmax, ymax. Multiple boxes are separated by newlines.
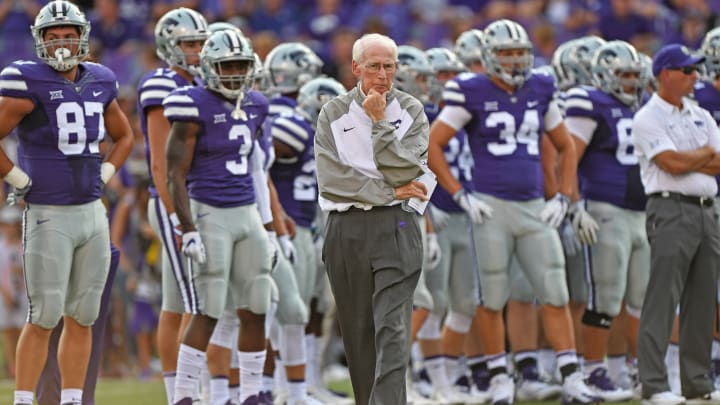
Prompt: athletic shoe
<box><xmin>561</xmin><ymin>371</ymin><xmax>602</xmax><ymax>404</ymax></box>
<box><xmin>586</xmin><ymin>367</ymin><xmax>634</xmax><ymax>402</ymax></box>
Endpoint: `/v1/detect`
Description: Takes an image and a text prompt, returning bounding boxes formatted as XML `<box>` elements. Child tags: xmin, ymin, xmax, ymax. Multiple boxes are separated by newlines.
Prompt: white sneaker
<box><xmin>274</xmin><ymin>390</ymin><xmax>289</xmax><ymax>405</ymax></box>
<box><xmin>408</xmin><ymin>386</ymin><xmax>436</xmax><ymax>405</ymax></box>
<box><xmin>307</xmin><ymin>385</ymin><xmax>353</xmax><ymax>405</ymax></box>
<box><xmin>287</xmin><ymin>396</ymin><xmax>325</xmax><ymax>405</ymax></box>
<box><xmin>467</xmin><ymin>385</ymin><xmax>491</xmax><ymax>405</ymax></box>
<box><xmin>515</xmin><ymin>366</ymin><xmax>562</xmax><ymax>401</ymax></box>
<box><xmin>641</xmin><ymin>391</ymin><xmax>686</xmax><ymax>405</ymax></box>
<box><xmin>488</xmin><ymin>373</ymin><xmax>515</xmax><ymax>405</ymax></box>
<box><xmin>432</xmin><ymin>385</ymin><xmax>473</xmax><ymax>404</ymax></box>
<box><xmin>687</xmin><ymin>390</ymin><xmax>720</xmax><ymax>404</ymax></box>
<box><xmin>561</xmin><ymin>371</ymin><xmax>602</xmax><ymax>404</ymax></box>
<box><xmin>322</xmin><ymin>363</ymin><xmax>350</xmax><ymax>384</ymax></box>
<box><xmin>586</xmin><ymin>367</ymin><xmax>634</xmax><ymax>402</ymax></box>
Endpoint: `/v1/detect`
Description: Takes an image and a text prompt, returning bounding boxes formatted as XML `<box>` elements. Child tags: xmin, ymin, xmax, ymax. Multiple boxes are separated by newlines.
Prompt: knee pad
<box><xmin>280</xmin><ymin>324</ymin><xmax>306</xmax><ymax>366</ymax></box>
<box><xmin>445</xmin><ymin>311</ymin><xmax>472</xmax><ymax>334</ymax></box>
<box><xmin>247</xmin><ymin>274</ymin><xmax>274</xmax><ymax>315</ymax></box>
<box><xmin>582</xmin><ymin>309</ymin><xmax>613</xmax><ymax>329</ymax></box>
<box><xmin>210</xmin><ymin>310</ymin><xmax>240</xmax><ymax>349</ymax></box>
<box><xmin>32</xmin><ymin>290</ymin><xmax>64</xmax><ymax>329</ymax></box>
<box><xmin>541</xmin><ymin>267</ymin><xmax>569</xmax><ymax>307</ymax></box>
<box><xmin>416</xmin><ymin>312</ymin><xmax>443</xmax><ymax>340</ymax></box>
<box><xmin>69</xmin><ymin>290</ymin><xmax>103</xmax><ymax>327</ymax></box>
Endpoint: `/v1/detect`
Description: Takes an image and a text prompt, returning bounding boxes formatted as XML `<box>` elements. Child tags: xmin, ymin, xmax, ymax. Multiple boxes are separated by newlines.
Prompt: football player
<box><xmin>137</xmin><ymin>8</ymin><xmax>208</xmax><ymax>404</ymax></box>
<box><xmin>165</xmin><ymin>30</ymin><xmax>273</xmax><ymax>405</ymax></box>
<box><xmin>428</xmin><ymin>19</ymin><xmax>598</xmax><ymax>405</ymax></box>
<box><xmin>0</xmin><ymin>2</ymin><xmax>133</xmax><ymax>404</ymax></box>
<box><xmin>564</xmin><ymin>40</ymin><xmax>648</xmax><ymax>402</ymax></box>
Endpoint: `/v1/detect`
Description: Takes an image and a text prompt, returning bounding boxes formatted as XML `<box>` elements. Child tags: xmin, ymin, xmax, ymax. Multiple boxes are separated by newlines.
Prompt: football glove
<box><xmin>6</xmin><ymin>180</ymin><xmax>31</xmax><ymax>207</ymax></box>
<box><xmin>182</xmin><ymin>231</ymin><xmax>206</xmax><ymax>264</ymax></box>
<box><xmin>569</xmin><ymin>201</ymin><xmax>599</xmax><ymax>245</ymax></box>
<box><xmin>453</xmin><ymin>189</ymin><xmax>493</xmax><ymax>225</ymax></box>
<box><xmin>278</xmin><ymin>234</ymin><xmax>296</xmax><ymax>264</ymax></box>
<box><xmin>540</xmin><ymin>193</ymin><xmax>570</xmax><ymax>228</ymax></box>
<box><xmin>424</xmin><ymin>232</ymin><xmax>442</xmax><ymax>271</ymax></box>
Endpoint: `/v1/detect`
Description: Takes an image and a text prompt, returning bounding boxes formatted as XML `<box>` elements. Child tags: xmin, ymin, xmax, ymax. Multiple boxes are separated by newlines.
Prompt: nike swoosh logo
<box><xmin>249</xmin><ymin>113</ymin><xmax>258</xmax><ymax>119</ymax></box>
<box><xmin>343</xmin><ymin>127</ymin><xmax>355</xmax><ymax>132</ymax></box>
<box><xmin>93</xmin><ymin>91</ymin><xmax>103</xmax><ymax>97</ymax></box>
<box><xmin>527</xmin><ymin>101</ymin><xmax>539</xmax><ymax>108</ymax></box>
<box><xmin>197</xmin><ymin>213</ymin><xmax>210</xmax><ymax>219</ymax></box>
<box><xmin>37</xmin><ymin>219</ymin><xmax>50</xmax><ymax>225</ymax></box>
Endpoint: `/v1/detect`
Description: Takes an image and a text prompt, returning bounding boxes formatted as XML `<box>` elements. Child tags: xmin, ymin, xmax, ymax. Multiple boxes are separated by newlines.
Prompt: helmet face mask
<box><xmin>264</xmin><ymin>43</ymin><xmax>324</xmax><ymax>95</ymax></box>
<box><xmin>481</xmin><ymin>19</ymin><xmax>534</xmax><ymax>88</ymax></box>
<box><xmin>154</xmin><ymin>7</ymin><xmax>209</xmax><ymax>75</ymax></box>
<box><xmin>591</xmin><ymin>41</ymin><xmax>644</xmax><ymax>108</ymax></box>
<box><xmin>552</xmin><ymin>36</ymin><xmax>606</xmax><ymax>91</ymax></box>
<box><xmin>701</xmin><ymin>27</ymin><xmax>720</xmax><ymax>82</ymax></box>
<box><xmin>297</xmin><ymin>78</ymin><xmax>347</xmax><ymax>129</ymax></box>
<box><xmin>200</xmin><ymin>31</ymin><xmax>255</xmax><ymax>100</ymax></box>
<box><xmin>32</xmin><ymin>0</ymin><xmax>91</xmax><ymax>72</ymax></box>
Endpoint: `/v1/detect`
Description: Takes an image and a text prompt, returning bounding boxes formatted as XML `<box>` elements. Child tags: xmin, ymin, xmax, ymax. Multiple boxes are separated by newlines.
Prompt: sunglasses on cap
<box><xmin>668</xmin><ymin>66</ymin><xmax>698</xmax><ymax>74</ymax></box>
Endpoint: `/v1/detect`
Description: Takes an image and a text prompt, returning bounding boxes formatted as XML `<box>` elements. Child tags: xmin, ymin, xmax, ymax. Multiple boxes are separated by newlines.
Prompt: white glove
<box><xmin>6</xmin><ymin>179</ymin><xmax>31</xmax><ymax>206</ymax></box>
<box><xmin>424</xmin><ymin>232</ymin><xmax>442</xmax><ymax>271</ymax></box>
<box><xmin>569</xmin><ymin>201</ymin><xmax>599</xmax><ymax>245</ymax></box>
<box><xmin>453</xmin><ymin>190</ymin><xmax>493</xmax><ymax>225</ymax></box>
<box><xmin>278</xmin><ymin>234</ymin><xmax>296</xmax><ymax>264</ymax></box>
<box><xmin>266</xmin><ymin>231</ymin><xmax>279</xmax><ymax>271</ymax></box>
<box><xmin>559</xmin><ymin>218</ymin><xmax>581</xmax><ymax>256</ymax></box>
<box><xmin>182</xmin><ymin>231</ymin><xmax>206</xmax><ymax>264</ymax></box>
<box><xmin>540</xmin><ymin>193</ymin><xmax>570</xmax><ymax>228</ymax></box>
<box><xmin>429</xmin><ymin>204</ymin><xmax>450</xmax><ymax>231</ymax></box>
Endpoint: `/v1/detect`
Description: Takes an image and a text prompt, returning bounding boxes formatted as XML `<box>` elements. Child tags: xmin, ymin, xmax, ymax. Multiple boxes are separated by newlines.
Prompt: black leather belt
<box><xmin>649</xmin><ymin>191</ymin><xmax>714</xmax><ymax>207</ymax></box>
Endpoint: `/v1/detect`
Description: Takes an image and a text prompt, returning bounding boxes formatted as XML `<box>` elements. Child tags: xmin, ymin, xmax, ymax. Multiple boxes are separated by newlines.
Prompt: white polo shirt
<box><xmin>631</xmin><ymin>93</ymin><xmax>720</xmax><ymax>196</ymax></box>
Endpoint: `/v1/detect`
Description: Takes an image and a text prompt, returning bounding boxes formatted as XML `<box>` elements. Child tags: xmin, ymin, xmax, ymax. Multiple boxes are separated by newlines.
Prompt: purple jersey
<box><xmin>0</xmin><ymin>61</ymin><xmax>119</xmax><ymax>205</ymax></box>
<box><xmin>442</xmin><ymin>72</ymin><xmax>556</xmax><ymax>201</ymax></box>
<box><xmin>426</xmin><ymin>104</ymin><xmax>473</xmax><ymax>213</ymax></box>
<box><xmin>137</xmin><ymin>68</ymin><xmax>194</xmax><ymax>198</ymax></box>
<box><xmin>268</xmin><ymin>95</ymin><xmax>298</xmax><ymax>118</ymax></box>
<box><xmin>693</xmin><ymin>81</ymin><xmax>720</xmax><ymax>192</ymax></box>
<box><xmin>564</xmin><ymin>86</ymin><xmax>646</xmax><ymax>210</ymax></box>
<box><xmin>269</xmin><ymin>111</ymin><xmax>317</xmax><ymax>227</ymax></box>
<box><xmin>694</xmin><ymin>81</ymin><xmax>720</xmax><ymax>125</ymax></box>
<box><xmin>163</xmin><ymin>87</ymin><xmax>269</xmax><ymax>208</ymax></box>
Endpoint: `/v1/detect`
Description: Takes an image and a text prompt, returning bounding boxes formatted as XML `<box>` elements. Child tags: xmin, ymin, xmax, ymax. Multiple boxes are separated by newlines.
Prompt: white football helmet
<box><xmin>481</xmin><ymin>19</ymin><xmax>534</xmax><ymax>88</ymax></box>
<box><xmin>31</xmin><ymin>0</ymin><xmax>91</xmax><ymax>71</ymax></box>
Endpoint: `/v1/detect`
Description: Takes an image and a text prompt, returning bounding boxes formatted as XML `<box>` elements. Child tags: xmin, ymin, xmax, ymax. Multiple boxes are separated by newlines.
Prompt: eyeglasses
<box><xmin>364</xmin><ymin>62</ymin><xmax>397</xmax><ymax>73</ymax></box>
<box><xmin>668</xmin><ymin>66</ymin><xmax>698</xmax><ymax>75</ymax></box>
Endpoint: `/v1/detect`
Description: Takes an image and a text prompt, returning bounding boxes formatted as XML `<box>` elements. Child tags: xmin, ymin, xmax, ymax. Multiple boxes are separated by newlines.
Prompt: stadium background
<box><xmin>0</xmin><ymin>0</ymin><xmax>718</xmax><ymax>402</ymax></box>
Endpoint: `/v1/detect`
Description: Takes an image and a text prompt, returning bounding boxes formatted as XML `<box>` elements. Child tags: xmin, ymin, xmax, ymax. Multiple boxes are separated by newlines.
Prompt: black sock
<box><xmin>560</xmin><ymin>363</ymin><xmax>579</xmax><ymax>380</ymax></box>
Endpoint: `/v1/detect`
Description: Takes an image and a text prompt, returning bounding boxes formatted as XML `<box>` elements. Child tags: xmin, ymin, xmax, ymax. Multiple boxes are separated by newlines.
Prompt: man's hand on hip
<box><xmin>394</xmin><ymin>180</ymin><xmax>428</xmax><ymax>201</ymax></box>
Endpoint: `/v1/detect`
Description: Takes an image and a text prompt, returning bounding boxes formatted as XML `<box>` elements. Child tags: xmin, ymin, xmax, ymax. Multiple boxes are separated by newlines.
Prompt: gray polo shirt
<box><xmin>314</xmin><ymin>83</ymin><xmax>429</xmax><ymax>212</ymax></box>
<box><xmin>632</xmin><ymin>93</ymin><xmax>720</xmax><ymax>196</ymax></box>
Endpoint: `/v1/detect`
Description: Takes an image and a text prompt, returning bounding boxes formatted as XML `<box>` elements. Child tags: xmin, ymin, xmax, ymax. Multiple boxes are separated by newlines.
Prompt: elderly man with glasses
<box><xmin>314</xmin><ymin>32</ymin><xmax>430</xmax><ymax>405</ymax></box>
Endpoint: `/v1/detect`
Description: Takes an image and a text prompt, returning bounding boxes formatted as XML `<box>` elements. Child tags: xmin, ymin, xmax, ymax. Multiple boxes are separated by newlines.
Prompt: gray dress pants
<box><xmin>323</xmin><ymin>206</ymin><xmax>422</xmax><ymax>405</ymax></box>
<box><xmin>639</xmin><ymin>195</ymin><xmax>720</xmax><ymax>399</ymax></box>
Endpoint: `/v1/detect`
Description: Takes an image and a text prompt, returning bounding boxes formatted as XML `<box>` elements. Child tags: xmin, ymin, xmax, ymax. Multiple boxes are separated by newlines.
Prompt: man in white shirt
<box><xmin>632</xmin><ymin>43</ymin><xmax>720</xmax><ymax>405</ymax></box>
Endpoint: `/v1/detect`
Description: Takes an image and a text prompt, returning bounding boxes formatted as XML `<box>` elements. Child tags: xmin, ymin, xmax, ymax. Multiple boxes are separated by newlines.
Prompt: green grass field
<box><xmin>0</xmin><ymin>377</ymin><xmax>648</xmax><ymax>404</ymax></box>
<box><xmin>0</xmin><ymin>378</ymin><xmax>356</xmax><ymax>404</ymax></box>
